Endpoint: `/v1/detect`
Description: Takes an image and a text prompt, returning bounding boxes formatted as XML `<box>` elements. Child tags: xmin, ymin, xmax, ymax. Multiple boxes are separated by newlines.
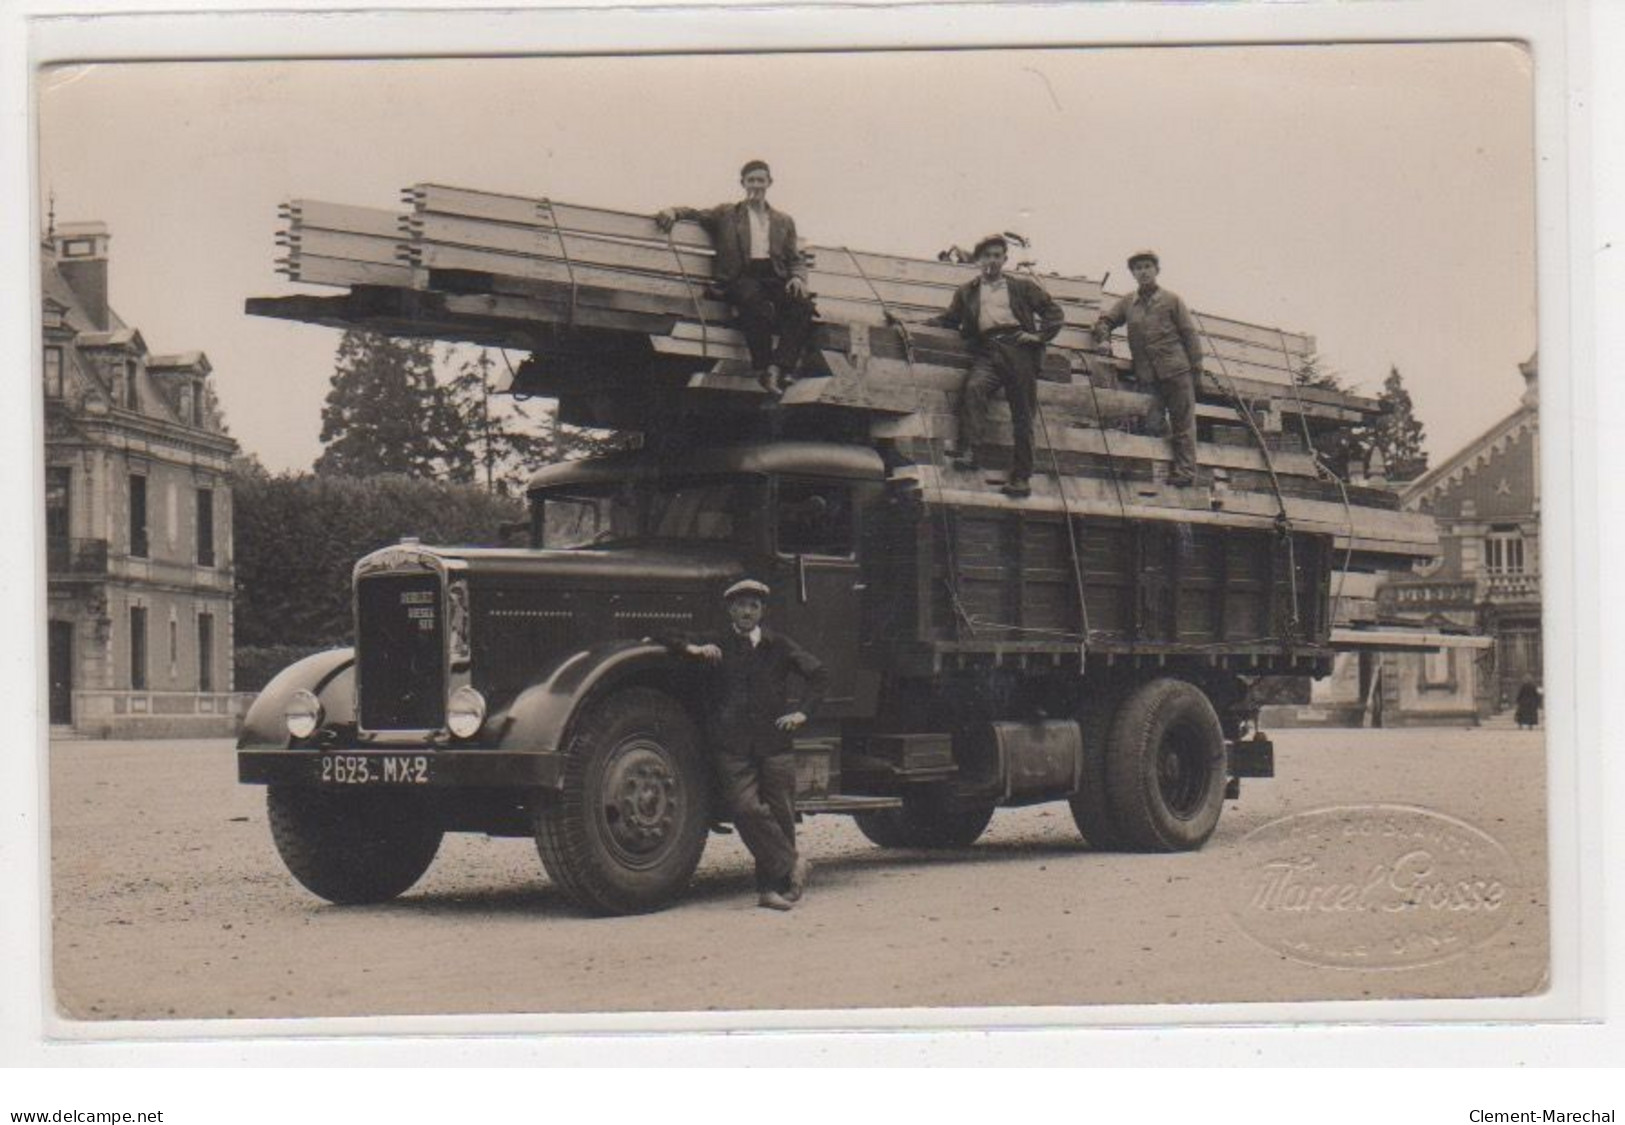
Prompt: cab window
<box><xmin>776</xmin><ymin>480</ymin><xmax>854</xmax><ymax>557</ymax></box>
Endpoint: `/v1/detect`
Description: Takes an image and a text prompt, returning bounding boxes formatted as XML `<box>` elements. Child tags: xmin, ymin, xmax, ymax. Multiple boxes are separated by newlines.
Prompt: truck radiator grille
<box><xmin>356</xmin><ymin>573</ymin><xmax>446</xmax><ymax>732</ymax></box>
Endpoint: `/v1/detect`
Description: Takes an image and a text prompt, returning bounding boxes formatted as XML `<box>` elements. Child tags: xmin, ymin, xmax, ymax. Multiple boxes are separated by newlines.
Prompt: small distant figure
<box><xmin>1092</xmin><ymin>250</ymin><xmax>1204</xmax><ymax>488</ymax></box>
<box><xmin>928</xmin><ymin>234</ymin><xmax>1065</xmax><ymax>499</ymax></box>
<box><xmin>1514</xmin><ymin>680</ymin><xmax>1542</xmax><ymax>730</ymax></box>
<box><xmin>656</xmin><ymin>160</ymin><xmax>815</xmax><ymax>396</ymax></box>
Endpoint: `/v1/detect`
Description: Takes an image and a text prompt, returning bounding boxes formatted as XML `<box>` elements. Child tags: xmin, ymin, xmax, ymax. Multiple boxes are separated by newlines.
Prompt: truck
<box><xmin>237</xmin><ymin>184</ymin><xmax>1441</xmax><ymax>914</ymax></box>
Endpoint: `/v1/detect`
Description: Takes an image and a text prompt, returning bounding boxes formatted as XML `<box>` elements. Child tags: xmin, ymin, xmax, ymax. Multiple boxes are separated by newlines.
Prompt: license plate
<box><xmin>318</xmin><ymin>753</ymin><xmax>431</xmax><ymax>786</ymax></box>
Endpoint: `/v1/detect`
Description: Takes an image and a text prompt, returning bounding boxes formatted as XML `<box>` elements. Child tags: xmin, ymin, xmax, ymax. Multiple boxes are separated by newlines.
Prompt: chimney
<box><xmin>52</xmin><ymin>221</ymin><xmax>111</xmax><ymax>330</ymax></box>
<box><xmin>1519</xmin><ymin>351</ymin><xmax>1538</xmax><ymax>411</ymax></box>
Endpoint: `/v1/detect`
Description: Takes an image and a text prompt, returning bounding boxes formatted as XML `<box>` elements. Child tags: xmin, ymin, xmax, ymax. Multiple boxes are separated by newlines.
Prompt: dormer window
<box><xmin>61</xmin><ymin>238</ymin><xmax>96</xmax><ymax>258</ymax></box>
<box><xmin>191</xmin><ymin>381</ymin><xmax>204</xmax><ymax>427</ymax></box>
<box><xmin>44</xmin><ymin>346</ymin><xmax>63</xmax><ymax>398</ymax></box>
<box><xmin>124</xmin><ymin>360</ymin><xmax>140</xmax><ymax>412</ymax></box>
<box><xmin>179</xmin><ymin>382</ymin><xmax>195</xmax><ymax>426</ymax></box>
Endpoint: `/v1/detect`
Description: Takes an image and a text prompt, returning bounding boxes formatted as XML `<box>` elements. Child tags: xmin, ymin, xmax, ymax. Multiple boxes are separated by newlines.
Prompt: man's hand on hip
<box><xmin>786</xmin><ymin>277</ymin><xmax>808</xmax><ymax>298</ymax></box>
<box><xmin>685</xmin><ymin>643</ymin><xmax>723</xmax><ymax>663</ymax></box>
<box><xmin>775</xmin><ymin>712</ymin><xmax>808</xmax><ymax>731</ymax></box>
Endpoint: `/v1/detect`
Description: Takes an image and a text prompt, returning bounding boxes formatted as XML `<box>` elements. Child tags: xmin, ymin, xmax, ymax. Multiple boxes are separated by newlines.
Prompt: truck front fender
<box><xmin>493</xmin><ymin>640</ymin><xmax>705</xmax><ymax>757</ymax></box>
<box><xmin>237</xmin><ymin>649</ymin><xmax>356</xmax><ymax>750</ymax></box>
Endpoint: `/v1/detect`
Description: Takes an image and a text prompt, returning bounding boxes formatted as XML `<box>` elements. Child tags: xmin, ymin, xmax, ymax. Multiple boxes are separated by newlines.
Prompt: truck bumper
<box><xmin>238</xmin><ymin>748</ymin><xmax>567</xmax><ymax>789</ymax></box>
<box><xmin>1229</xmin><ymin>736</ymin><xmax>1275</xmax><ymax>779</ymax></box>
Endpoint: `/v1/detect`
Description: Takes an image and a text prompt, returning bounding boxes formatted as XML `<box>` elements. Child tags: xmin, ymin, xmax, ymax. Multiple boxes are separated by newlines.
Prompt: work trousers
<box><xmin>715</xmin><ymin>751</ymin><xmax>798</xmax><ymax>893</ymax></box>
<box><xmin>959</xmin><ymin>337</ymin><xmax>1041</xmax><ymax>484</ymax></box>
<box><xmin>1144</xmin><ymin>371</ymin><xmax>1199</xmax><ymax>481</ymax></box>
<box><xmin>725</xmin><ymin>262</ymin><xmax>815</xmax><ymax>374</ymax></box>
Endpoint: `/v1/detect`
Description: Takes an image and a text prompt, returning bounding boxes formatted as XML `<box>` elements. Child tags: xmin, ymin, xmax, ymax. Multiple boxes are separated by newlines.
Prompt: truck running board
<box><xmin>796</xmin><ymin>795</ymin><xmax>905</xmax><ymax>815</ymax></box>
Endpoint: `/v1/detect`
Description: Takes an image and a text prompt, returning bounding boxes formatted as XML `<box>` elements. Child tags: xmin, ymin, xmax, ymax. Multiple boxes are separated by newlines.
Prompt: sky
<box><xmin>35</xmin><ymin>44</ymin><xmax>1536</xmax><ymax>474</ymax></box>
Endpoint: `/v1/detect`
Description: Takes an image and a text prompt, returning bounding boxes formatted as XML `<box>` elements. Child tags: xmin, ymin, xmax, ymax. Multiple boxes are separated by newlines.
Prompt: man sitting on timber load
<box><xmin>656</xmin><ymin>160</ymin><xmax>815</xmax><ymax>396</ymax></box>
<box><xmin>1092</xmin><ymin>250</ymin><xmax>1205</xmax><ymax>488</ymax></box>
<box><xmin>929</xmin><ymin>234</ymin><xmax>1065</xmax><ymax>499</ymax></box>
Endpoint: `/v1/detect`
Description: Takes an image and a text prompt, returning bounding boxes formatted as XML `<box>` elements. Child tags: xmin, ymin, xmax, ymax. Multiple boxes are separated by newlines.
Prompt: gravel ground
<box><xmin>47</xmin><ymin>726</ymin><xmax>1547</xmax><ymax>1020</ymax></box>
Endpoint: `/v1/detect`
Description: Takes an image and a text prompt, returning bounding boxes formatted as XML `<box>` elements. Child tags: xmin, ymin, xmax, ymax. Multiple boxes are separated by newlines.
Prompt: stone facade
<box><xmin>43</xmin><ymin>222</ymin><xmax>239</xmax><ymax>738</ymax></box>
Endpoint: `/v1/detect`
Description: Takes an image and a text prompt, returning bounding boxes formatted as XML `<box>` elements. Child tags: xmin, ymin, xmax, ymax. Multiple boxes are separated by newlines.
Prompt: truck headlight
<box><xmin>447</xmin><ymin>686</ymin><xmax>487</xmax><ymax>739</ymax></box>
<box><xmin>285</xmin><ymin>690</ymin><xmax>324</xmax><ymax>740</ymax></box>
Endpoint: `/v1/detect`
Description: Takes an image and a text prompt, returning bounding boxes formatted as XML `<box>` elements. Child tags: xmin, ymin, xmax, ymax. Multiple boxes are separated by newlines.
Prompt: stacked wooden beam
<box><xmin>256</xmin><ymin>183</ymin><xmax>1435</xmax><ymax>566</ymax></box>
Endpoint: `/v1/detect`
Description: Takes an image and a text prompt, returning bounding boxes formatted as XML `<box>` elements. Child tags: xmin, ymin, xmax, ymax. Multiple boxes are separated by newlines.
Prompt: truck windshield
<box><xmin>536</xmin><ymin>477</ymin><xmax>759</xmax><ymax>549</ymax></box>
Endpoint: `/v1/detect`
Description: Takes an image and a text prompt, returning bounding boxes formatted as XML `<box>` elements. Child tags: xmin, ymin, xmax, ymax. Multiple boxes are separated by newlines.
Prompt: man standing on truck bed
<box><xmin>1092</xmin><ymin>250</ymin><xmax>1204</xmax><ymax>488</ymax></box>
<box><xmin>656</xmin><ymin>161</ymin><xmax>815</xmax><ymax>396</ymax></box>
<box><xmin>670</xmin><ymin>579</ymin><xmax>828</xmax><ymax>911</ymax></box>
<box><xmin>929</xmin><ymin>234</ymin><xmax>1065</xmax><ymax>499</ymax></box>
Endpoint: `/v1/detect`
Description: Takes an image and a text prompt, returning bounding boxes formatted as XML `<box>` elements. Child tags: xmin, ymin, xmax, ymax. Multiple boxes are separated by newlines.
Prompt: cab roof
<box><xmin>525</xmin><ymin>441</ymin><xmax>887</xmax><ymax>493</ymax></box>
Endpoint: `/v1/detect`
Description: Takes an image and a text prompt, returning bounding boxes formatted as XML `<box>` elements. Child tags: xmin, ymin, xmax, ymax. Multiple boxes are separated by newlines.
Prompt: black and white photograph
<box><xmin>29</xmin><ymin>40</ymin><xmax>1552</xmax><ymax>1022</ymax></box>
<box><xmin>9</xmin><ymin>0</ymin><xmax>1618</xmax><ymax>1088</ymax></box>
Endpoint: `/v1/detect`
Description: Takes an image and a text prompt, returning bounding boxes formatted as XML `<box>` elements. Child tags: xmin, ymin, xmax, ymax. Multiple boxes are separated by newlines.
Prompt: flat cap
<box><xmin>740</xmin><ymin>159</ymin><xmax>772</xmax><ymax>179</ymax></box>
<box><xmin>1127</xmin><ymin>250</ymin><xmax>1160</xmax><ymax>268</ymax></box>
<box><xmin>972</xmin><ymin>233</ymin><xmax>1009</xmax><ymax>259</ymax></box>
<box><xmin>724</xmin><ymin>579</ymin><xmax>771</xmax><ymax>600</ymax></box>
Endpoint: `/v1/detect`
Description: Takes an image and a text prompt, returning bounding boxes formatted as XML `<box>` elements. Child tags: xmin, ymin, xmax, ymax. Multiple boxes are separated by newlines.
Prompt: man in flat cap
<box><xmin>929</xmin><ymin>234</ymin><xmax>1065</xmax><ymax>498</ymax></box>
<box><xmin>1092</xmin><ymin>251</ymin><xmax>1205</xmax><ymax>487</ymax></box>
<box><xmin>656</xmin><ymin>161</ymin><xmax>815</xmax><ymax>396</ymax></box>
<box><xmin>671</xmin><ymin>579</ymin><xmax>828</xmax><ymax>910</ymax></box>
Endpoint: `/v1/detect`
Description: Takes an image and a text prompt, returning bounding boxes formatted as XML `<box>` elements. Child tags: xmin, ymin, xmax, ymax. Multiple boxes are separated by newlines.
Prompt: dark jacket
<box><xmin>674</xmin><ymin>628</ymin><xmax>828</xmax><ymax>756</ymax></box>
<box><xmin>928</xmin><ymin>273</ymin><xmax>1065</xmax><ymax>346</ymax></box>
<box><xmin>673</xmin><ymin>201</ymin><xmax>809</xmax><ymax>287</ymax></box>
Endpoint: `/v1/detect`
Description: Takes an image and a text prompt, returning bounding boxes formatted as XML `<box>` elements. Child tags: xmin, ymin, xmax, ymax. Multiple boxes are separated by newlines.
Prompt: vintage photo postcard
<box><xmin>23</xmin><ymin>24</ymin><xmax>1579</xmax><ymax>1045</ymax></box>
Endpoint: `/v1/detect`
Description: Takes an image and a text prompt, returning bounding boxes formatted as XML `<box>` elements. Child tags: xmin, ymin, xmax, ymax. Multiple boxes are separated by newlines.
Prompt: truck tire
<box><xmin>853</xmin><ymin>790</ymin><xmax>995</xmax><ymax>849</ymax></box>
<box><xmin>535</xmin><ymin>687</ymin><xmax>711</xmax><ymax>915</ymax></box>
<box><xmin>1068</xmin><ymin>693</ymin><xmax>1127</xmax><ymax>851</ymax></box>
<box><xmin>266</xmin><ymin>785</ymin><xmax>442</xmax><ymax>905</ymax></box>
<box><xmin>1103</xmin><ymin>678</ymin><xmax>1227</xmax><ymax>852</ymax></box>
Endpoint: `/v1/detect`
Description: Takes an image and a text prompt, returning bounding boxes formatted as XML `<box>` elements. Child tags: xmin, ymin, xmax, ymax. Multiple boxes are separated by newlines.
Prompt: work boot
<box><xmin>755</xmin><ymin>369</ymin><xmax>780</xmax><ymax>397</ymax></box>
<box><xmin>1001</xmin><ymin>478</ymin><xmax>1032</xmax><ymax>498</ymax></box>
<box><xmin>785</xmin><ymin>857</ymin><xmax>811</xmax><ymax>903</ymax></box>
<box><xmin>757</xmin><ymin>890</ymin><xmax>794</xmax><ymax>911</ymax></box>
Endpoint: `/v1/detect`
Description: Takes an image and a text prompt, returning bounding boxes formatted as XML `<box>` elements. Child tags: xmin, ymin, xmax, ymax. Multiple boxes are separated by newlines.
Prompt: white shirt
<box><xmin>734</xmin><ymin>625</ymin><xmax>763</xmax><ymax>648</ymax></box>
<box><xmin>977</xmin><ymin>276</ymin><xmax>1018</xmax><ymax>332</ymax></box>
<box><xmin>747</xmin><ymin>206</ymin><xmax>771</xmax><ymax>260</ymax></box>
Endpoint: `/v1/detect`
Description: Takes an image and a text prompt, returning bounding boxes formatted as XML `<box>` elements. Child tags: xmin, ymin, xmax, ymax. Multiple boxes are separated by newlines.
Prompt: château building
<box><xmin>43</xmin><ymin>221</ymin><xmax>239</xmax><ymax>738</ymax></box>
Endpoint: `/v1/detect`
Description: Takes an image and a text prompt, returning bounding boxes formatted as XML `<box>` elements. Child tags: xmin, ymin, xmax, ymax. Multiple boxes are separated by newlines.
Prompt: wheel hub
<box><xmin>601</xmin><ymin>739</ymin><xmax>682</xmax><ymax>864</ymax></box>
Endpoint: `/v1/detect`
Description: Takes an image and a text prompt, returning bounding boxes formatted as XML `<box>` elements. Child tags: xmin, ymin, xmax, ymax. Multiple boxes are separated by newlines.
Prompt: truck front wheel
<box><xmin>1103</xmin><ymin>678</ymin><xmax>1227</xmax><ymax>851</ymax></box>
<box><xmin>853</xmin><ymin>789</ymin><xmax>995</xmax><ymax>849</ymax></box>
<box><xmin>534</xmin><ymin>687</ymin><xmax>711</xmax><ymax>915</ymax></box>
<box><xmin>266</xmin><ymin>785</ymin><xmax>443</xmax><ymax>905</ymax></box>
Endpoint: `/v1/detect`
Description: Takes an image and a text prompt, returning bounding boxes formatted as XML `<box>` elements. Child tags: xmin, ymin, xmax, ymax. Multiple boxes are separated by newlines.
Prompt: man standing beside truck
<box><xmin>671</xmin><ymin>579</ymin><xmax>828</xmax><ymax>911</ymax></box>
<box><xmin>656</xmin><ymin>160</ymin><xmax>815</xmax><ymax>396</ymax></box>
<box><xmin>1092</xmin><ymin>250</ymin><xmax>1205</xmax><ymax>488</ymax></box>
<box><xmin>929</xmin><ymin>234</ymin><xmax>1065</xmax><ymax>499</ymax></box>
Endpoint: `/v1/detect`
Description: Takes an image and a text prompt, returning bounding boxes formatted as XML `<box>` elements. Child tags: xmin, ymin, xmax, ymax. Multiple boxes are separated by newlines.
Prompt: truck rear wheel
<box><xmin>535</xmin><ymin>687</ymin><xmax>711</xmax><ymax>915</ymax></box>
<box><xmin>1103</xmin><ymin>678</ymin><xmax>1227</xmax><ymax>852</ymax></box>
<box><xmin>1069</xmin><ymin>692</ymin><xmax>1128</xmax><ymax>851</ymax></box>
<box><xmin>266</xmin><ymin>785</ymin><xmax>443</xmax><ymax>905</ymax></box>
<box><xmin>853</xmin><ymin>790</ymin><xmax>995</xmax><ymax>849</ymax></box>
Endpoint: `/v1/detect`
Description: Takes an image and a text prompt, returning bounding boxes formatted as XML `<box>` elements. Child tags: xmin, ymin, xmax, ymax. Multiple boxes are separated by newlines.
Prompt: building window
<box><xmin>46</xmin><ymin>467</ymin><xmax>71</xmax><ymax>541</ymax></box>
<box><xmin>129</xmin><ymin>606</ymin><xmax>148</xmax><ymax>691</ymax></box>
<box><xmin>128</xmin><ymin>474</ymin><xmax>148</xmax><ymax>558</ymax></box>
<box><xmin>196</xmin><ymin>488</ymin><xmax>215</xmax><ymax>567</ymax></box>
<box><xmin>1485</xmin><ymin>529</ymin><xmax>1526</xmax><ymax>575</ymax></box>
<box><xmin>178</xmin><ymin>383</ymin><xmax>194</xmax><ymax>425</ymax></box>
<box><xmin>62</xmin><ymin>238</ymin><xmax>95</xmax><ymax>258</ymax></box>
<box><xmin>169</xmin><ymin>616</ymin><xmax>179</xmax><ymax>677</ymax></box>
<box><xmin>192</xmin><ymin>382</ymin><xmax>205</xmax><ymax>427</ymax></box>
<box><xmin>198</xmin><ymin>612</ymin><xmax>215</xmax><ymax>693</ymax></box>
<box><xmin>124</xmin><ymin>361</ymin><xmax>140</xmax><ymax>412</ymax></box>
<box><xmin>1419</xmin><ymin>647</ymin><xmax>1456</xmax><ymax>692</ymax></box>
<box><xmin>44</xmin><ymin>346</ymin><xmax>64</xmax><ymax>398</ymax></box>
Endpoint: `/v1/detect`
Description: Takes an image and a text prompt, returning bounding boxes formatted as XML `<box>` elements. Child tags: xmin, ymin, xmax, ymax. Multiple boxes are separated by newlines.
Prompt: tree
<box><xmin>1289</xmin><ymin>353</ymin><xmax>1369</xmax><ymax>479</ymax></box>
<box><xmin>440</xmin><ymin>345</ymin><xmax>625</xmax><ymax>492</ymax></box>
<box><xmin>1369</xmin><ymin>365</ymin><xmax>1429</xmax><ymax>483</ymax></box>
<box><xmin>315</xmin><ymin>331</ymin><xmax>466</xmax><ymax>479</ymax></box>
